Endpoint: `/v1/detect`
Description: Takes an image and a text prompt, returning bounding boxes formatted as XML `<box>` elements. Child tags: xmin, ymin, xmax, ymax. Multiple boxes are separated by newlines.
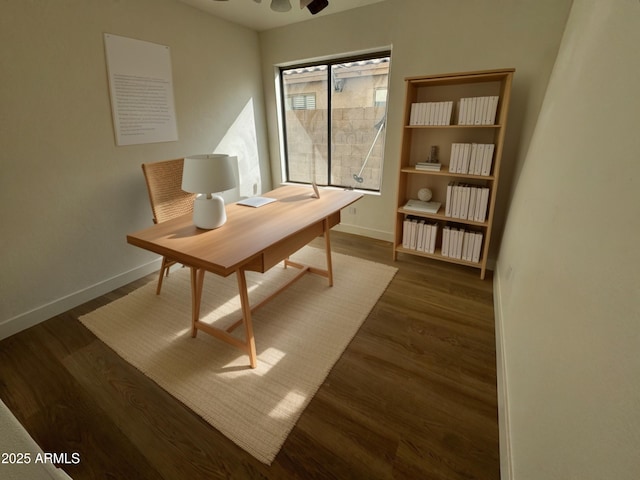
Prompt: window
<box><xmin>286</xmin><ymin>93</ymin><xmax>316</xmax><ymax>110</ymax></box>
<box><xmin>374</xmin><ymin>87</ymin><xmax>388</xmax><ymax>107</ymax></box>
<box><xmin>279</xmin><ymin>52</ymin><xmax>391</xmax><ymax>191</ymax></box>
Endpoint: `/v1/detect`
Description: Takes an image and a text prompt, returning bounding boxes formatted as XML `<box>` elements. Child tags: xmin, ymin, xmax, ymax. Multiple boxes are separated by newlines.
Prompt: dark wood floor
<box><xmin>0</xmin><ymin>232</ymin><xmax>499</xmax><ymax>479</ymax></box>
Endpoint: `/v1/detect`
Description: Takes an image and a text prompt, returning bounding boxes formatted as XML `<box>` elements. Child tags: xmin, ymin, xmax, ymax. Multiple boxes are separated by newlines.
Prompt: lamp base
<box><xmin>193</xmin><ymin>194</ymin><xmax>227</xmax><ymax>229</ymax></box>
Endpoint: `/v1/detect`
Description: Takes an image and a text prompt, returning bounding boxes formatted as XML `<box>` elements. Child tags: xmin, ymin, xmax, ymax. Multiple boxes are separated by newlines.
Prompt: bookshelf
<box><xmin>393</xmin><ymin>68</ymin><xmax>514</xmax><ymax>279</ymax></box>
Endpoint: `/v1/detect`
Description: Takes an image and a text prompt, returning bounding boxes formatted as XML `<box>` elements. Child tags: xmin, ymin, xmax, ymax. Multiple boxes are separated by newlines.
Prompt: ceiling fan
<box><xmin>213</xmin><ymin>0</ymin><xmax>329</xmax><ymax>15</ymax></box>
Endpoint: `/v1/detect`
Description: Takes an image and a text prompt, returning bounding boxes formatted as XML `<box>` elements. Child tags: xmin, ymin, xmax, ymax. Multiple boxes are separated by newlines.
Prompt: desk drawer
<box><xmin>241</xmin><ymin>212</ymin><xmax>340</xmax><ymax>273</ymax></box>
<box><xmin>260</xmin><ymin>220</ymin><xmax>324</xmax><ymax>272</ymax></box>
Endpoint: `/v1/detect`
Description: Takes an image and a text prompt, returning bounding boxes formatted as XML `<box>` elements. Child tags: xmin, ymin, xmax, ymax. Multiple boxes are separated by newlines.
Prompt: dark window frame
<box><xmin>279</xmin><ymin>51</ymin><xmax>391</xmax><ymax>192</ymax></box>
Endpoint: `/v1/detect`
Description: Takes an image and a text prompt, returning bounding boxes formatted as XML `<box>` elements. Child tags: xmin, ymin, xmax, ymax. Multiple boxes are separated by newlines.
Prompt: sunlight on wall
<box><xmin>214</xmin><ymin>98</ymin><xmax>262</xmax><ymax>201</ymax></box>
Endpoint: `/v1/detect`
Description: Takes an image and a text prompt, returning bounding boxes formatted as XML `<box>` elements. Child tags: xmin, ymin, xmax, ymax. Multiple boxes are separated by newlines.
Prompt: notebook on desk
<box><xmin>236</xmin><ymin>196</ymin><xmax>277</xmax><ymax>208</ymax></box>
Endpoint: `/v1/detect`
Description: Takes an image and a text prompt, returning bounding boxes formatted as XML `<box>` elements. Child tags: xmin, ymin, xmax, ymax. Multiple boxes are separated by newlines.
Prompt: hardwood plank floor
<box><xmin>0</xmin><ymin>232</ymin><xmax>499</xmax><ymax>479</ymax></box>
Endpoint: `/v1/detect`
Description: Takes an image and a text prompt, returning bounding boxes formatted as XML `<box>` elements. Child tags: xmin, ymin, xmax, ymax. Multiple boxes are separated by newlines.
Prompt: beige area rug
<box><xmin>80</xmin><ymin>246</ymin><xmax>397</xmax><ymax>464</ymax></box>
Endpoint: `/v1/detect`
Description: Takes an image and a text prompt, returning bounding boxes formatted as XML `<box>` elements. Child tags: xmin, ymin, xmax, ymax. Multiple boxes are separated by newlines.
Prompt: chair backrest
<box><xmin>141</xmin><ymin>158</ymin><xmax>196</xmax><ymax>224</ymax></box>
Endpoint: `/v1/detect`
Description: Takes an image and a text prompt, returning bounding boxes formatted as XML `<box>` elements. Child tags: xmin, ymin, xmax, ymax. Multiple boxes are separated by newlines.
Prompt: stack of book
<box><xmin>403</xmin><ymin>199</ymin><xmax>441</xmax><ymax>214</ymax></box>
<box><xmin>402</xmin><ymin>217</ymin><xmax>438</xmax><ymax>254</ymax></box>
<box><xmin>409</xmin><ymin>101</ymin><xmax>453</xmax><ymax>126</ymax></box>
<box><xmin>442</xmin><ymin>227</ymin><xmax>483</xmax><ymax>263</ymax></box>
<box><xmin>415</xmin><ymin>162</ymin><xmax>442</xmax><ymax>171</ymax></box>
<box><xmin>457</xmin><ymin>96</ymin><xmax>499</xmax><ymax>125</ymax></box>
<box><xmin>449</xmin><ymin>143</ymin><xmax>494</xmax><ymax>176</ymax></box>
<box><xmin>445</xmin><ymin>182</ymin><xmax>490</xmax><ymax>222</ymax></box>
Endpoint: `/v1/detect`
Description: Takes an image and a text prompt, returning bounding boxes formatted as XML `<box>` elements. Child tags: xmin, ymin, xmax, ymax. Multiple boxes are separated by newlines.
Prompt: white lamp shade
<box><xmin>181</xmin><ymin>154</ymin><xmax>236</xmax><ymax>194</ymax></box>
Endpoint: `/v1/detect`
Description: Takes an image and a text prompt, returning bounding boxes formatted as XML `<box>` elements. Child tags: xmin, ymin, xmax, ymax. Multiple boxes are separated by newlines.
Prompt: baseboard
<box><xmin>0</xmin><ymin>259</ymin><xmax>163</xmax><ymax>341</ymax></box>
<box><xmin>493</xmin><ymin>262</ymin><xmax>513</xmax><ymax>480</ymax></box>
<box><xmin>334</xmin><ymin>223</ymin><xmax>393</xmax><ymax>242</ymax></box>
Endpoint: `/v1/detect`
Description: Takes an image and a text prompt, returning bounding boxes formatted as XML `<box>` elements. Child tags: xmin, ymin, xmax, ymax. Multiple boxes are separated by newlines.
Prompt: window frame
<box><xmin>278</xmin><ymin>51</ymin><xmax>391</xmax><ymax>193</ymax></box>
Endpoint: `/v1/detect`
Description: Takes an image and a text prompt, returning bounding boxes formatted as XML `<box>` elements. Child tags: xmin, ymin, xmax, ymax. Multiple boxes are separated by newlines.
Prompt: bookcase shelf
<box><xmin>396</xmin><ymin>207</ymin><xmax>489</xmax><ymax>227</ymax></box>
<box><xmin>395</xmin><ymin>245</ymin><xmax>482</xmax><ymax>268</ymax></box>
<box><xmin>405</xmin><ymin>124</ymin><xmax>503</xmax><ymax>130</ymax></box>
<box><xmin>393</xmin><ymin>68</ymin><xmax>514</xmax><ymax>279</ymax></box>
<box><xmin>400</xmin><ymin>167</ymin><xmax>496</xmax><ymax>181</ymax></box>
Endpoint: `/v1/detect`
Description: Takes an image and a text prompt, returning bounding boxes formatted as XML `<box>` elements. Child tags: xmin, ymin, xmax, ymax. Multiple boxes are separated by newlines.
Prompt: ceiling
<box><xmin>178</xmin><ymin>0</ymin><xmax>386</xmax><ymax>32</ymax></box>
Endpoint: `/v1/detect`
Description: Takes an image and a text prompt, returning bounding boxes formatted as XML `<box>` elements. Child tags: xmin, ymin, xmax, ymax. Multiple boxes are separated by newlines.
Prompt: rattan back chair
<box><xmin>141</xmin><ymin>158</ymin><xmax>196</xmax><ymax>294</ymax></box>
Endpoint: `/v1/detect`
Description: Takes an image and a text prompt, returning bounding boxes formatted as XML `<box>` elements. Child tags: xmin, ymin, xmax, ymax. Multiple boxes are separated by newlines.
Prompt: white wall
<box><xmin>0</xmin><ymin>0</ymin><xmax>270</xmax><ymax>337</ymax></box>
<box><xmin>495</xmin><ymin>0</ymin><xmax>640</xmax><ymax>478</ymax></box>
<box><xmin>259</xmin><ymin>0</ymin><xmax>572</xmax><ymax>244</ymax></box>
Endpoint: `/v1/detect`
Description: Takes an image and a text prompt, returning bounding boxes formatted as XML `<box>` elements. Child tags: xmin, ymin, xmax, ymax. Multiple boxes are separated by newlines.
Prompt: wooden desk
<box><xmin>127</xmin><ymin>185</ymin><xmax>362</xmax><ymax>368</ymax></box>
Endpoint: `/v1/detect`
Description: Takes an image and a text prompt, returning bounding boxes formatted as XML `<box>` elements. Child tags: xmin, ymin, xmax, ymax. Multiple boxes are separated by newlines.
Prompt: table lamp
<box><xmin>182</xmin><ymin>154</ymin><xmax>237</xmax><ymax>229</ymax></box>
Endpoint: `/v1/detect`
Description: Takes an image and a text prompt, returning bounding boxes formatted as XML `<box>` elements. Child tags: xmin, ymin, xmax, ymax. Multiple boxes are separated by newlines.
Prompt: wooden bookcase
<box><xmin>393</xmin><ymin>68</ymin><xmax>514</xmax><ymax>279</ymax></box>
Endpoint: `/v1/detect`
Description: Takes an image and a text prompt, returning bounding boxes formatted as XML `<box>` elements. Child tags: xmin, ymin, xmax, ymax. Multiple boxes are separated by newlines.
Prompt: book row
<box><xmin>446</xmin><ymin>183</ymin><xmax>490</xmax><ymax>222</ymax></box>
<box><xmin>457</xmin><ymin>96</ymin><xmax>499</xmax><ymax>125</ymax></box>
<box><xmin>409</xmin><ymin>95</ymin><xmax>499</xmax><ymax>127</ymax></box>
<box><xmin>401</xmin><ymin>217</ymin><xmax>484</xmax><ymax>264</ymax></box>
<box><xmin>449</xmin><ymin>143</ymin><xmax>494</xmax><ymax>176</ymax></box>
<box><xmin>402</xmin><ymin>217</ymin><xmax>438</xmax><ymax>254</ymax></box>
<box><xmin>442</xmin><ymin>227</ymin><xmax>483</xmax><ymax>263</ymax></box>
<box><xmin>409</xmin><ymin>101</ymin><xmax>453</xmax><ymax>126</ymax></box>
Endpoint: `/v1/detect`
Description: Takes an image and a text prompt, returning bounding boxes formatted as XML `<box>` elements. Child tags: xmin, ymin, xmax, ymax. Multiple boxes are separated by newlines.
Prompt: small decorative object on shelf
<box><xmin>418</xmin><ymin>187</ymin><xmax>433</xmax><ymax>202</ymax></box>
<box><xmin>428</xmin><ymin>145</ymin><xmax>439</xmax><ymax>163</ymax></box>
<box><xmin>393</xmin><ymin>68</ymin><xmax>514</xmax><ymax>279</ymax></box>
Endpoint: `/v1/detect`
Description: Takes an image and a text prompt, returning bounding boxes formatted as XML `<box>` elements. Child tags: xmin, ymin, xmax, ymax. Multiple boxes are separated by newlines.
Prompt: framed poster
<box><xmin>104</xmin><ymin>33</ymin><xmax>178</xmax><ymax>146</ymax></box>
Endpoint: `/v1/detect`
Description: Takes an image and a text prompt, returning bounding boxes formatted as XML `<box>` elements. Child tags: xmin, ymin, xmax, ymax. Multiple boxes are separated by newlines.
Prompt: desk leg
<box><xmin>190</xmin><ymin>267</ymin><xmax>205</xmax><ymax>338</ymax></box>
<box><xmin>236</xmin><ymin>269</ymin><xmax>258</xmax><ymax>369</ymax></box>
<box><xmin>324</xmin><ymin>218</ymin><xmax>334</xmax><ymax>287</ymax></box>
<box><xmin>283</xmin><ymin>217</ymin><xmax>334</xmax><ymax>286</ymax></box>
